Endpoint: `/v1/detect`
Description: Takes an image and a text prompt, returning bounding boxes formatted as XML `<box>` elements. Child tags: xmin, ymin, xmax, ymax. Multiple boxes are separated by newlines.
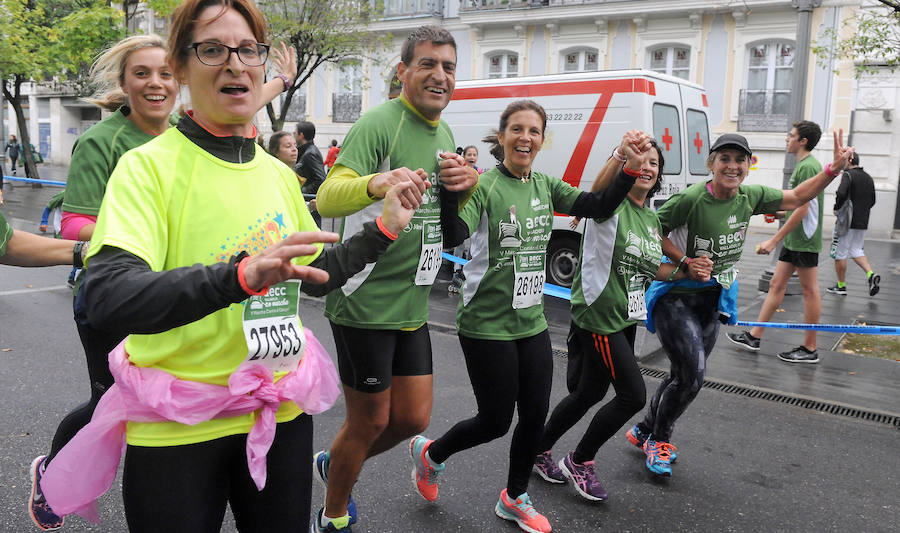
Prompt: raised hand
<box><xmin>439</xmin><ymin>151</ymin><xmax>478</xmax><ymax>192</ymax></box>
<box><xmin>242</xmin><ymin>231</ymin><xmax>339</xmax><ymax>291</ymax></box>
<box><xmin>831</xmin><ymin>128</ymin><xmax>854</xmax><ymax>173</ymax></box>
<box><xmin>270</xmin><ymin>42</ymin><xmax>297</xmax><ymax>87</ymax></box>
<box><xmin>621</xmin><ymin>130</ymin><xmax>652</xmax><ymax>170</ymax></box>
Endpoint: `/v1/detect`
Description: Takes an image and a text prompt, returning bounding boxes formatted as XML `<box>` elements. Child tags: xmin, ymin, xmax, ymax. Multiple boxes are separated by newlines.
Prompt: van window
<box><xmin>652</xmin><ymin>103</ymin><xmax>681</xmax><ymax>174</ymax></box>
<box><xmin>686</xmin><ymin>109</ymin><xmax>710</xmax><ymax>175</ymax></box>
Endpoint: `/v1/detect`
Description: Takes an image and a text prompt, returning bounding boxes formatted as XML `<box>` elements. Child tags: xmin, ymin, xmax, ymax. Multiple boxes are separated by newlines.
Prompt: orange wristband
<box><xmin>237</xmin><ymin>256</ymin><xmax>268</xmax><ymax>296</ymax></box>
<box><xmin>376</xmin><ymin>216</ymin><xmax>398</xmax><ymax>241</ymax></box>
<box><xmin>622</xmin><ymin>166</ymin><xmax>642</xmax><ymax>178</ymax></box>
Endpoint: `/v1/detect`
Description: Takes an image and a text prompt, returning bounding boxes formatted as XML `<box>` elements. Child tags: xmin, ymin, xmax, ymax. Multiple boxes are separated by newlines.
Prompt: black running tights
<box><xmin>46</xmin><ymin>290</ymin><xmax>119</xmax><ymax>464</ymax></box>
<box><xmin>427</xmin><ymin>330</ymin><xmax>552</xmax><ymax>499</ymax></box>
<box><xmin>639</xmin><ymin>290</ymin><xmax>721</xmax><ymax>442</ymax></box>
<box><xmin>123</xmin><ymin>414</ymin><xmax>313</xmax><ymax>533</ymax></box>
<box><xmin>540</xmin><ymin>323</ymin><xmax>646</xmax><ymax>463</ymax></box>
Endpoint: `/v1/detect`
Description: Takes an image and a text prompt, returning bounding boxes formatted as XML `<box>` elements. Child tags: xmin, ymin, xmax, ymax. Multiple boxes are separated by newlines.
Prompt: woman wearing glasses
<box><xmin>28</xmin><ymin>30</ymin><xmax>296</xmax><ymax>531</ymax></box>
<box><xmin>39</xmin><ymin>0</ymin><xmax>421</xmax><ymax>530</ymax></box>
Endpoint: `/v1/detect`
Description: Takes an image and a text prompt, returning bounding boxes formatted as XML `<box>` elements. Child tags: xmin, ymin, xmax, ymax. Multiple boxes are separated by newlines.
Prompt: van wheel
<box><xmin>546</xmin><ymin>236</ymin><xmax>580</xmax><ymax>288</ymax></box>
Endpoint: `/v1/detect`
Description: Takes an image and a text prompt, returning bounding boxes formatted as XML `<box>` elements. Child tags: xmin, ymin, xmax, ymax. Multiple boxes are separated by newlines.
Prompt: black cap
<box><xmin>710</xmin><ymin>133</ymin><xmax>752</xmax><ymax>156</ymax></box>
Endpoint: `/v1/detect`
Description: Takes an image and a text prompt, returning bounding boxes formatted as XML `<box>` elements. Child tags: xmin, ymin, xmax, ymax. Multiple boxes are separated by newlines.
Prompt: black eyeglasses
<box><xmin>186</xmin><ymin>41</ymin><xmax>270</xmax><ymax>67</ymax></box>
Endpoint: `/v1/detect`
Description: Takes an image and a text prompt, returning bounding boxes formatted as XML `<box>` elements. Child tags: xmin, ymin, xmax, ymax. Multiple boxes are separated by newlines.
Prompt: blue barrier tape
<box><xmin>735</xmin><ymin>321</ymin><xmax>900</xmax><ymax>335</ymax></box>
<box><xmin>2</xmin><ymin>175</ymin><xmax>66</xmax><ymax>187</ymax></box>
<box><xmin>441</xmin><ymin>252</ymin><xmax>897</xmax><ymax>335</ymax></box>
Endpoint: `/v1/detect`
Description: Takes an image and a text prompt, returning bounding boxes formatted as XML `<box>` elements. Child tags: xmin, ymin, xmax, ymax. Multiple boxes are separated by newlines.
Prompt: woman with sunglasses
<box><xmin>39</xmin><ymin>1</ymin><xmax>420</xmax><ymax>530</ymax></box>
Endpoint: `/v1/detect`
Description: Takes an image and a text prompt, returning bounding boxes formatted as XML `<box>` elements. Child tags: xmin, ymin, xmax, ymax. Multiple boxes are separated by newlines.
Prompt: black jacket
<box><xmin>834</xmin><ymin>167</ymin><xmax>876</xmax><ymax>230</ymax></box>
<box><xmin>293</xmin><ymin>141</ymin><xmax>326</xmax><ymax>196</ymax></box>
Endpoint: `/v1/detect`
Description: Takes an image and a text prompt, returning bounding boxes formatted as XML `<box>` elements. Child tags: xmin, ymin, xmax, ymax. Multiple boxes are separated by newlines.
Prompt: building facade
<box><xmin>4</xmin><ymin>0</ymin><xmax>898</xmax><ymax>236</ymax></box>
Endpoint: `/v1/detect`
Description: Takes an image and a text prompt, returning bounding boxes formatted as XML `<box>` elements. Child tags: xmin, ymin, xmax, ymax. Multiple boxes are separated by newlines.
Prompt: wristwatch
<box><xmin>274</xmin><ymin>74</ymin><xmax>291</xmax><ymax>92</ymax></box>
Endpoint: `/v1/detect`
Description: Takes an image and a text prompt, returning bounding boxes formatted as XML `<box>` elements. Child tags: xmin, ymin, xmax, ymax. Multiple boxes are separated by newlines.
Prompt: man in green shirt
<box><xmin>311</xmin><ymin>26</ymin><xmax>478</xmax><ymax>533</ymax></box>
<box><xmin>728</xmin><ymin>120</ymin><xmax>824</xmax><ymax>363</ymax></box>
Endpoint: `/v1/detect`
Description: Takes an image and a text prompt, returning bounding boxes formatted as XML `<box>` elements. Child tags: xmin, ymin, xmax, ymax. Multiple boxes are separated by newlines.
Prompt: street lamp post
<box><xmin>758</xmin><ymin>0</ymin><xmax>822</xmax><ymax>293</ymax></box>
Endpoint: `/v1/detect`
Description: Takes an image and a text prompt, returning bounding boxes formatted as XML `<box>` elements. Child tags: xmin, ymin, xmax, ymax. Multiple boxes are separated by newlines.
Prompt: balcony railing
<box><xmin>460</xmin><ymin>0</ymin><xmax>537</xmax><ymax>11</ymax></box>
<box><xmin>34</xmin><ymin>80</ymin><xmax>79</xmax><ymax>97</ymax></box>
<box><xmin>380</xmin><ymin>0</ymin><xmax>443</xmax><ymax>17</ymax></box>
<box><xmin>459</xmin><ymin>0</ymin><xmax>627</xmax><ymax>11</ymax></box>
<box><xmin>333</xmin><ymin>93</ymin><xmax>362</xmax><ymax>123</ymax></box>
<box><xmin>283</xmin><ymin>93</ymin><xmax>307</xmax><ymax>123</ymax></box>
<box><xmin>738</xmin><ymin>89</ymin><xmax>791</xmax><ymax>133</ymax></box>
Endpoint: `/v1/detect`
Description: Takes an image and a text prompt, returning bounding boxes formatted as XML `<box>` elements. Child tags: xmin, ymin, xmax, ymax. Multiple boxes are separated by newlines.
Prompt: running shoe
<box><xmin>777</xmin><ymin>346</ymin><xmax>820</xmax><ymax>364</ymax></box>
<box><xmin>826</xmin><ymin>284</ymin><xmax>847</xmax><ymax>295</ymax></box>
<box><xmin>533</xmin><ymin>451</ymin><xmax>565</xmax><ymax>484</ymax></box>
<box><xmin>409</xmin><ymin>435</ymin><xmax>444</xmax><ymax>502</ymax></box>
<box><xmin>495</xmin><ymin>489</ymin><xmax>552</xmax><ymax>533</ymax></box>
<box><xmin>726</xmin><ymin>331</ymin><xmax>760</xmax><ymax>352</ymax></box>
<box><xmin>868</xmin><ymin>273</ymin><xmax>881</xmax><ymax>296</ymax></box>
<box><xmin>625</xmin><ymin>425</ymin><xmax>649</xmax><ymax>448</ymax></box>
<box><xmin>643</xmin><ymin>439</ymin><xmax>676</xmax><ymax>476</ymax></box>
<box><xmin>310</xmin><ymin>507</ymin><xmax>352</xmax><ymax>533</ymax></box>
<box><xmin>558</xmin><ymin>451</ymin><xmax>607</xmax><ymax>501</ymax></box>
<box><xmin>448</xmin><ymin>272</ymin><xmax>464</xmax><ymax>294</ymax></box>
<box><xmin>312</xmin><ymin>451</ymin><xmax>357</xmax><ymax>524</ymax></box>
<box><xmin>626</xmin><ymin>426</ymin><xmax>677</xmax><ymax>463</ymax></box>
<box><xmin>29</xmin><ymin>455</ymin><xmax>64</xmax><ymax>531</ymax></box>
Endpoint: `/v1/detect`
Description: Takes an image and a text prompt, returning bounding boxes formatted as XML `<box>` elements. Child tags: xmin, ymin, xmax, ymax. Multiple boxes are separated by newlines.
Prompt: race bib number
<box><xmin>512</xmin><ymin>251</ymin><xmax>545</xmax><ymax>309</ymax></box>
<box><xmin>242</xmin><ymin>281</ymin><xmax>306</xmax><ymax>372</ymax></box>
<box><xmin>715</xmin><ymin>267</ymin><xmax>738</xmax><ymax>290</ymax></box>
<box><xmin>416</xmin><ymin>220</ymin><xmax>443</xmax><ymax>286</ymax></box>
<box><xmin>627</xmin><ymin>290</ymin><xmax>647</xmax><ymax>321</ymax></box>
<box><xmin>626</xmin><ymin>274</ymin><xmax>648</xmax><ymax>321</ymax></box>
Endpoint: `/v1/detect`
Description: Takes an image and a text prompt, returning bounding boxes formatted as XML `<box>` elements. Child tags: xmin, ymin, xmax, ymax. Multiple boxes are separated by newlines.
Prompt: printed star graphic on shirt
<box><xmin>274</xmin><ymin>212</ymin><xmax>286</xmax><ymax>229</ymax></box>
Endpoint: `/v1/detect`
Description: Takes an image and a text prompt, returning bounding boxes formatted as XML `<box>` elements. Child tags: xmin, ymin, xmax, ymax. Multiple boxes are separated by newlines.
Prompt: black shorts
<box><xmin>329</xmin><ymin>322</ymin><xmax>433</xmax><ymax>393</ymax></box>
<box><xmin>778</xmin><ymin>247</ymin><xmax>819</xmax><ymax>268</ymax></box>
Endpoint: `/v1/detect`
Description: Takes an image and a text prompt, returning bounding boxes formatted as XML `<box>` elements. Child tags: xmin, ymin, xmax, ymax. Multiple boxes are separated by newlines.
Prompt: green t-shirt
<box><xmin>62</xmin><ymin>107</ymin><xmax>154</xmax><ymax>215</ymax></box>
<box><xmin>783</xmin><ymin>155</ymin><xmax>823</xmax><ymax>253</ymax></box>
<box><xmin>324</xmin><ymin>96</ymin><xmax>455</xmax><ymax>330</ymax></box>
<box><xmin>0</xmin><ymin>211</ymin><xmax>13</xmax><ymax>256</ymax></box>
<box><xmin>571</xmin><ymin>199</ymin><xmax>663</xmax><ymax>335</ymax></box>
<box><xmin>456</xmin><ymin>168</ymin><xmax>582</xmax><ymax>340</ymax></box>
<box><xmin>659</xmin><ymin>181</ymin><xmax>783</xmax><ymax>290</ymax></box>
<box><xmin>86</xmin><ymin>128</ymin><xmax>323</xmax><ymax>447</ymax></box>
<box><xmin>47</xmin><ymin>191</ymin><xmax>66</xmax><ymax>211</ymax></box>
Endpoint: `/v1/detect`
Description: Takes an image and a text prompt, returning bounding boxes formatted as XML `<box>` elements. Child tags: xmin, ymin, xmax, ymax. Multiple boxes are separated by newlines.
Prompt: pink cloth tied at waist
<box><xmin>41</xmin><ymin>328</ymin><xmax>340</xmax><ymax>523</ymax></box>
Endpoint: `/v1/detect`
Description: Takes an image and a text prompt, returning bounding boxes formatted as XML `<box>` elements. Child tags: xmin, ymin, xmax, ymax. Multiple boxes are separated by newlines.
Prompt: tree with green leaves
<box><xmin>813</xmin><ymin>0</ymin><xmax>900</xmax><ymax>76</ymax></box>
<box><xmin>260</xmin><ymin>0</ymin><xmax>390</xmax><ymax>132</ymax></box>
<box><xmin>0</xmin><ymin>0</ymin><xmax>123</xmax><ymax>181</ymax></box>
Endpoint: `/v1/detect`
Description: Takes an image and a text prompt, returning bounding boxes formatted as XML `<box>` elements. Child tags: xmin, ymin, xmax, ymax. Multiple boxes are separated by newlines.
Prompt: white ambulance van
<box><xmin>442</xmin><ymin>69</ymin><xmax>712</xmax><ymax>287</ymax></box>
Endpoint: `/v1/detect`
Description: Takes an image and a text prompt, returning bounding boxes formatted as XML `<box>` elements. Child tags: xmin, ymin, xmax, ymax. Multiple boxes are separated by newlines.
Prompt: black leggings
<box><xmin>46</xmin><ymin>289</ymin><xmax>119</xmax><ymax>465</ymax></box>
<box><xmin>639</xmin><ymin>290</ymin><xmax>721</xmax><ymax>442</ymax></box>
<box><xmin>540</xmin><ymin>323</ymin><xmax>646</xmax><ymax>463</ymax></box>
<box><xmin>123</xmin><ymin>413</ymin><xmax>313</xmax><ymax>533</ymax></box>
<box><xmin>427</xmin><ymin>330</ymin><xmax>552</xmax><ymax>498</ymax></box>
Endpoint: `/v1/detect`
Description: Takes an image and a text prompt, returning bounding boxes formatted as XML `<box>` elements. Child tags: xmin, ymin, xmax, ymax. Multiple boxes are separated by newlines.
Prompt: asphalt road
<box><xmin>0</xmin><ymin>263</ymin><xmax>897</xmax><ymax>533</ymax></box>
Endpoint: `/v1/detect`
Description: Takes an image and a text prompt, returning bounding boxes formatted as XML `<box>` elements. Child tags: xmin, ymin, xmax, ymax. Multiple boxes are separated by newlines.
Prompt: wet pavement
<box><xmin>1</xmin><ymin>166</ymin><xmax>898</xmax><ymax>532</ymax></box>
